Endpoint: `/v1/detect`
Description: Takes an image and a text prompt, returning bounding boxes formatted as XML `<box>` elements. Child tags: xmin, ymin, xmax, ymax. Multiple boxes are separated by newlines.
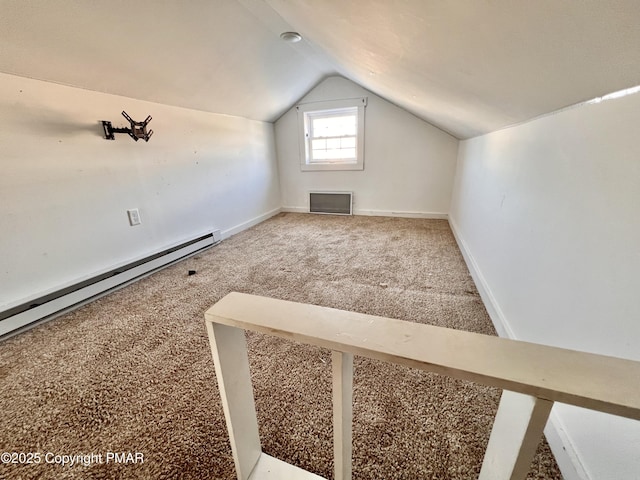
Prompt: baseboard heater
<box><xmin>309</xmin><ymin>191</ymin><xmax>353</xmax><ymax>215</ymax></box>
<box><xmin>0</xmin><ymin>232</ymin><xmax>219</xmax><ymax>338</ymax></box>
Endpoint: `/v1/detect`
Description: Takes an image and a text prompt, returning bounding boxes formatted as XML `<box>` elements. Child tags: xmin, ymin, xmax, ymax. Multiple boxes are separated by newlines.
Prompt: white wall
<box><xmin>449</xmin><ymin>91</ymin><xmax>640</xmax><ymax>479</ymax></box>
<box><xmin>275</xmin><ymin>76</ymin><xmax>458</xmax><ymax>217</ymax></box>
<box><xmin>0</xmin><ymin>72</ymin><xmax>281</xmax><ymax>309</ymax></box>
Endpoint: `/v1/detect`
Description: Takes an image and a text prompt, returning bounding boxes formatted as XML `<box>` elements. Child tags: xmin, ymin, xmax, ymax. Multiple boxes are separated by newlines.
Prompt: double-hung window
<box><xmin>297</xmin><ymin>97</ymin><xmax>367</xmax><ymax>171</ymax></box>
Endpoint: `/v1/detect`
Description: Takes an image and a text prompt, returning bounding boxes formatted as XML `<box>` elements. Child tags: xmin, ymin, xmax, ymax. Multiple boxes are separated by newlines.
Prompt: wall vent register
<box><xmin>309</xmin><ymin>192</ymin><xmax>353</xmax><ymax>215</ymax></box>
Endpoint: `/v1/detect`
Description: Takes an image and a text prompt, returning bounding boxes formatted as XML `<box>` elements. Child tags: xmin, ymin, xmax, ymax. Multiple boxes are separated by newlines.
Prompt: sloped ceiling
<box><xmin>0</xmin><ymin>0</ymin><xmax>335</xmax><ymax>123</ymax></box>
<box><xmin>1</xmin><ymin>0</ymin><xmax>639</xmax><ymax>138</ymax></box>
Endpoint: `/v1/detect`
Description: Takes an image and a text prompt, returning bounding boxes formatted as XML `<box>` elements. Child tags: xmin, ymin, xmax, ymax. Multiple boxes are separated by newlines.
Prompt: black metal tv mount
<box><xmin>102</xmin><ymin>111</ymin><xmax>153</xmax><ymax>142</ymax></box>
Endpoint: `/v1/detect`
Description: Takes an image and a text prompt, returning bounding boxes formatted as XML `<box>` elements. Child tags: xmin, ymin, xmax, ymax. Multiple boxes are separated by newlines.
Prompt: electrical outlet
<box><xmin>127</xmin><ymin>208</ymin><xmax>141</xmax><ymax>226</ymax></box>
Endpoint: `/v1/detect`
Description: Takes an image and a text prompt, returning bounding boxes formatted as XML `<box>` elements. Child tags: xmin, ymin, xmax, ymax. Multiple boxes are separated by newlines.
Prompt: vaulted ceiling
<box><xmin>1</xmin><ymin>0</ymin><xmax>639</xmax><ymax>139</ymax></box>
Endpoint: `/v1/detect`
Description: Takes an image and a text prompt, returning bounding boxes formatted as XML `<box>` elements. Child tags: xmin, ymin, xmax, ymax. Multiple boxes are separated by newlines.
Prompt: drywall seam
<box><xmin>448</xmin><ymin>216</ymin><xmax>588</xmax><ymax>480</ymax></box>
<box><xmin>221</xmin><ymin>207</ymin><xmax>282</xmax><ymax>239</ymax></box>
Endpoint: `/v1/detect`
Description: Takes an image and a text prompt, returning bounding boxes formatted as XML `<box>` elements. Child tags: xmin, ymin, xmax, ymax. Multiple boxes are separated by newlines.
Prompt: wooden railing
<box><xmin>205</xmin><ymin>292</ymin><xmax>640</xmax><ymax>480</ymax></box>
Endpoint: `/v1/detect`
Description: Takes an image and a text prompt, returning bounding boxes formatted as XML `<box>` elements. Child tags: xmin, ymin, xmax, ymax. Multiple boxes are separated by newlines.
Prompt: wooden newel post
<box><xmin>332</xmin><ymin>351</ymin><xmax>353</xmax><ymax>480</ymax></box>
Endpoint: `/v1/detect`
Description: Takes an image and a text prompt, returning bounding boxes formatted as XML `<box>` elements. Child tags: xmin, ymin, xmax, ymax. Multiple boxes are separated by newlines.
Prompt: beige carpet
<box><xmin>0</xmin><ymin>213</ymin><xmax>561</xmax><ymax>479</ymax></box>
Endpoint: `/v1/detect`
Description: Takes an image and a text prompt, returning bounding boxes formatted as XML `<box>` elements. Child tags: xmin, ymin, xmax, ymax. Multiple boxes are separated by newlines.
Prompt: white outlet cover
<box><xmin>127</xmin><ymin>209</ymin><xmax>141</xmax><ymax>226</ymax></box>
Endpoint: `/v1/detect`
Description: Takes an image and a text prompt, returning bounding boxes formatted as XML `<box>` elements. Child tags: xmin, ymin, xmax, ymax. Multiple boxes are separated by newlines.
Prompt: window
<box><xmin>297</xmin><ymin>97</ymin><xmax>367</xmax><ymax>171</ymax></box>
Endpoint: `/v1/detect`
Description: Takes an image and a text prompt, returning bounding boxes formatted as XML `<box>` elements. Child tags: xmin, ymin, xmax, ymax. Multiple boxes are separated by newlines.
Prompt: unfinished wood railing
<box><xmin>205</xmin><ymin>292</ymin><xmax>640</xmax><ymax>480</ymax></box>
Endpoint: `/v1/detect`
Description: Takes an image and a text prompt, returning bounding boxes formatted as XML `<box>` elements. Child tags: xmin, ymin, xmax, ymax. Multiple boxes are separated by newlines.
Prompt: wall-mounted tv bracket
<box><xmin>102</xmin><ymin>111</ymin><xmax>153</xmax><ymax>142</ymax></box>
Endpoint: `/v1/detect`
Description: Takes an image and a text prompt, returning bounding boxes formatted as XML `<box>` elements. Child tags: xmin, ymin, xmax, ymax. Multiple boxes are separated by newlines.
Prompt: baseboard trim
<box><xmin>354</xmin><ymin>209</ymin><xmax>448</xmax><ymax>219</ymax></box>
<box><xmin>281</xmin><ymin>206</ymin><xmax>447</xmax><ymax>219</ymax></box>
<box><xmin>448</xmin><ymin>215</ymin><xmax>588</xmax><ymax>480</ymax></box>
<box><xmin>221</xmin><ymin>207</ymin><xmax>282</xmax><ymax>239</ymax></box>
<box><xmin>447</xmin><ymin>217</ymin><xmax>515</xmax><ymax>339</ymax></box>
<box><xmin>281</xmin><ymin>206</ymin><xmax>307</xmax><ymax>214</ymax></box>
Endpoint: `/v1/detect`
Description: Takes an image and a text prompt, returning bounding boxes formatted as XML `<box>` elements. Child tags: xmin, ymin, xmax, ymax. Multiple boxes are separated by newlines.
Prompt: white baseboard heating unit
<box><xmin>0</xmin><ymin>232</ymin><xmax>220</xmax><ymax>338</ymax></box>
<box><xmin>309</xmin><ymin>191</ymin><xmax>353</xmax><ymax>215</ymax></box>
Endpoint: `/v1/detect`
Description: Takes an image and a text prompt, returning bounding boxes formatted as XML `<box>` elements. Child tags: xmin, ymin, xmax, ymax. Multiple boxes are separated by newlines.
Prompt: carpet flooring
<box><xmin>0</xmin><ymin>213</ymin><xmax>562</xmax><ymax>479</ymax></box>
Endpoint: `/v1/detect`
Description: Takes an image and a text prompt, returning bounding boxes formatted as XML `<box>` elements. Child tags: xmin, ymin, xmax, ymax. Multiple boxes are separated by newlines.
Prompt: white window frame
<box><xmin>297</xmin><ymin>97</ymin><xmax>367</xmax><ymax>171</ymax></box>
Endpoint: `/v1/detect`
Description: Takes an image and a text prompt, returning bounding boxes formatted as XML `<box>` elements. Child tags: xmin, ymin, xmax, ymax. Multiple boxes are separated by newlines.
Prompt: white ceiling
<box><xmin>1</xmin><ymin>0</ymin><xmax>639</xmax><ymax>138</ymax></box>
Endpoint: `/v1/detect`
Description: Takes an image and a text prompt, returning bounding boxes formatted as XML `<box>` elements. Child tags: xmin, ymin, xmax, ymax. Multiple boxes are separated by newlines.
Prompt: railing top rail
<box><xmin>205</xmin><ymin>292</ymin><xmax>640</xmax><ymax>421</ymax></box>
